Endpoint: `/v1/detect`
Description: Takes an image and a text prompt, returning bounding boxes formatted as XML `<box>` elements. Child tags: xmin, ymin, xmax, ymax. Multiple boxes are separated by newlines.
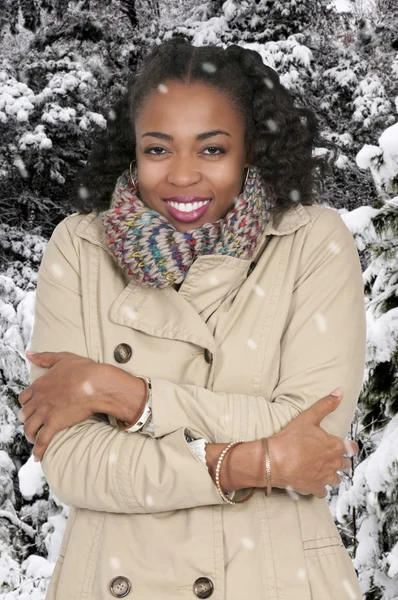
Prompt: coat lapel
<box><xmin>74</xmin><ymin>203</ymin><xmax>310</xmax><ymax>352</ymax></box>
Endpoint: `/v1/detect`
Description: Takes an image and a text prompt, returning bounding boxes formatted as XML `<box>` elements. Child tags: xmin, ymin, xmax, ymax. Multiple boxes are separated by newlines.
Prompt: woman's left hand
<box><xmin>18</xmin><ymin>351</ymin><xmax>104</xmax><ymax>462</ymax></box>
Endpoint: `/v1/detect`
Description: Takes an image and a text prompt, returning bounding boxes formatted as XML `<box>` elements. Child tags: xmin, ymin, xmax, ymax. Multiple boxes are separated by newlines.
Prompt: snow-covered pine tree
<box><xmin>0</xmin><ymin>0</ymin><xmax>157</xmax><ymax>236</ymax></box>
<box><xmin>164</xmin><ymin>0</ymin><xmax>397</xmax><ymax>213</ymax></box>
<box><xmin>335</xmin><ymin>121</ymin><xmax>398</xmax><ymax>599</ymax></box>
<box><xmin>0</xmin><ymin>228</ymin><xmax>65</xmax><ymax>597</ymax></box>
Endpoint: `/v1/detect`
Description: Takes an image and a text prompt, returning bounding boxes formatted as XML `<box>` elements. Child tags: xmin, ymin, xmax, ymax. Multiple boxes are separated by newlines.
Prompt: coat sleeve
<box><xmin>30</xmin><ymin>217</ymin><xmax>233</xmax><ymax>513</ymax></box>
<box><xmin>132</xmin><ymin>208</ymin><xmax>367</xmax><ymax>446</ymax></box>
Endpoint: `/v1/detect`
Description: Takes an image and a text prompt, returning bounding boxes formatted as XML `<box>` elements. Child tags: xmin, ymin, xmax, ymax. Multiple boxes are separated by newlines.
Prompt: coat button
<box><xmin>109</xmin><ymin>575</ymin><xmax>131</xmax><ymax>597</ymax></box>
<box><xmin>204</xmin><ymin>349</ymin><xmax>213</xmax><ymax>365</ymax></box>
<box><xmin>114</xmin><ymin>343</ymin><xmax>132</xmax><ymax>364</ymax></box>
<box><xmin>193</xmin><ymin>577</ymin><xmax>214</xmax><ymax>598</ymax></box>
<box><xmin>247</xmin><ymin>261</ymin><xmax>256</xmax><ymax>277</ymax></box>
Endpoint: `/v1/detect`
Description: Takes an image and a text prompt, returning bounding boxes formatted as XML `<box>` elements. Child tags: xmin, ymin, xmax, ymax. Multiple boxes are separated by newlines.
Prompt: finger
<box><xmin>18</xmin><ymin>387</ymin><xmax>34</xmax><ymax>406</ymax></box>
<box><xmin>25</xmin><ymin>351</ymin><xmax>42</xmax><ymax>362</ymax></box>
<box><xmin>317</xmin><ymin>487</ymin><xmax>328</xmax><ymax>499</ymax></box>
<box><xmin>343</xmin><ymin>439</ymin><xmax>358</xmax><ymax>456</ymax></box>
<box><xmin>329</xmin><ymin>473</ymin><xmax>342</xmax><ymax>488</ymax></box>
<box><xmin>306</xmin><ymin>392</ymin><xmax>343</xmax><ymax>425</ymax></box>
<box><xmin>33</xmin><ymin>424</ymin><xmax>56</xmax><ymax>462</ymax></box>
<box><xmin>23</xmin><ymin>412</ymin><xmax>45</xmax><ymax>445</ymax></box>
<box><xmin>17</xmin><ymin>398</ymin><xmax>38</xmax><ymax>424</ymax></box>
<box><xmin>339</xmin><ymin>457</ymin><xmax>352</xmax><ymax>473</ymax></box>
<box><xmin>25</xmin><ymin>351</ymin><xmax>65</xmax><ymax>368</ymax></box>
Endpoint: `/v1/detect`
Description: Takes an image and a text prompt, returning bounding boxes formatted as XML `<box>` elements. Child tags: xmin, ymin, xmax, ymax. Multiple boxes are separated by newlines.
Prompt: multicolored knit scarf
<box><xmin>97</xmin><ymin>162</ymin><xmax>274</xmax><ymax>289</ymax></box>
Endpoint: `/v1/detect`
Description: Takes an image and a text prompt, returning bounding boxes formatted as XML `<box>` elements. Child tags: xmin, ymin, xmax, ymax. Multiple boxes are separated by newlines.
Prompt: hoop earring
<box><xmin>239</xmin><ymin>166</ymin><xmax>250</xmax><ymax>195</ymax></box>
<box><xmin>244</xmin><ymin>166</ymin><xmax>250</xmax><ymax>186</ymax></box>
<box><xmin>129</xmin><ymin>159</ymin><xmax>138</xmax><ymax>189</ymax></box>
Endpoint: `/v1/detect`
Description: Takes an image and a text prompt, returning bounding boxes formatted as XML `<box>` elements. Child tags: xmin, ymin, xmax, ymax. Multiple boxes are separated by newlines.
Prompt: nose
<box><xmin>166</xmin><ymin>159</ymin><xmax>202</xmax><ymax>187</ymax></box>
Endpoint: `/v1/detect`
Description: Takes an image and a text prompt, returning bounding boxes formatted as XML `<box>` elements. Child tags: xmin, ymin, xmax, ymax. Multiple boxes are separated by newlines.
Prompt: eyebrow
<box><xmin>141</xmin><ymin>130</ymin><xmax>231</xmax><ymax>142</ymax></box>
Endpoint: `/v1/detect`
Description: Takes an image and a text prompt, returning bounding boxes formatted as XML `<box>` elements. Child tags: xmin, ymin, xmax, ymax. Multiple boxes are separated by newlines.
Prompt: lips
<box><xmin>164</xmin><ymin>199</ymin><xmax>212</xmax><ymax>223</ymax></box>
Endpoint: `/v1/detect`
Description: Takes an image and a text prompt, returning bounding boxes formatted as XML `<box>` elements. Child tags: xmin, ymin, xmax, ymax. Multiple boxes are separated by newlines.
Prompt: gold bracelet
<box><xmin>262</xmin><ymin>437</ymin><xmax>272</xmax><ymax>497</ymax></box>
<box><xmin>215</xmin><ymin>440</ymin><xmax>257</xmax><ymax>505</ymax></box>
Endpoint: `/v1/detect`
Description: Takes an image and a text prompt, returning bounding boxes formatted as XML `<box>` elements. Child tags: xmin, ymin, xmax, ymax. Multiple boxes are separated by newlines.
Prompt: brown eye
<box><xmin>144</xmin><ymin>147</ymin><xmax>167</xmax><ymax>155</ymax></box>
<box><xmin>203</xmin><ymin>147</ymin><xmax>225</xmax><ymax>155</ymax></box>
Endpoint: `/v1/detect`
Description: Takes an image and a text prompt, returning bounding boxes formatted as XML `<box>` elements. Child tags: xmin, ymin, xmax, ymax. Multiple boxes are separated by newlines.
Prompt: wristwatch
<box><xmin>116</xmin><ymin>375</ymin><xmax>152</xmax><ymax>433</ymax></box>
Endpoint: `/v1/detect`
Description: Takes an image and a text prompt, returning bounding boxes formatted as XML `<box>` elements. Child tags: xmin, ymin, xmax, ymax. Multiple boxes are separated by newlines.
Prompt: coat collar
<box><xmin>73</xmin><ymin>203</ymin><xmax>310</xmax><ymax>351</ymax></box>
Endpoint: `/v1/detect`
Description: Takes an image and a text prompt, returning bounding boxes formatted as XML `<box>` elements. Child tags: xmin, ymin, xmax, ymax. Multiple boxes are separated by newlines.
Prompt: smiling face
<box><xmin>134</xmin><ymin>80</ymin><xmax>249</xmax><ymax>233</ymax></box>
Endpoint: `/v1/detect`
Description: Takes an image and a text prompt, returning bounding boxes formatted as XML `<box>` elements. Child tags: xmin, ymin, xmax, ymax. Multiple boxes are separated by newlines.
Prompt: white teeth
<box><xmin>167</xmin><ymin>200</ymin><xmax>210</xmax><ymax>212</ymax></box>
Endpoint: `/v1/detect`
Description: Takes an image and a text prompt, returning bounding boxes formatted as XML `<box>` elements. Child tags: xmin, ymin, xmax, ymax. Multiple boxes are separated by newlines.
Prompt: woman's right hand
<box><xmin>267</xmin><ymin>390</ymin><xmax>359</xmax><ymax>499</ymax></box>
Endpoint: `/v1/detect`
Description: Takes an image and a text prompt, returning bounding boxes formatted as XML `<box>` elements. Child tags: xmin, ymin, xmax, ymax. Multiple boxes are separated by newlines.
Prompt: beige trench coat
<box><xmin>29</xmin><ymin>200</ymin><xmax>366</xmax><ymax>600</ymax></box>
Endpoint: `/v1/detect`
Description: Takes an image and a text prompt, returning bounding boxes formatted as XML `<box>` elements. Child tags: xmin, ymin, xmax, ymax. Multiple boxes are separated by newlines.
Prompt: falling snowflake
<box><xmin>208</xmin><ymin>275</ymin><xmax>218</xmax><ymax>285</ymax></box>
<box><xmin>289</xmin><ymin>189</ymin><xmax>300</xmax><ymax>202</ymax></box>
<box><xmin>266</xmin><ymin>119</ymin><xmax>279</xmax><ymax>133</ymax></box>
<box><xmin>314</xmin><ymin>312</ymin><xmax>327</xmax><ymax>333</ymax></box>
<box><xmin>50</xmin><ymin>263</ymin><xmax>64</xmax><ymax>279</ymax></box>
<box><xmin>264</xmin><ymin>77</ymin><xmax>274</xmax><ymax>90</ymax></box>
<box><xmin>109</xmin><ymin>452</ymin><xmax>117</xmax><ymax>465</ymax></box>
<box><xmin>286</xmin><ymin>485</ymin><xmax>300</xmax><ymax>501</ymax></box>
<box><xmin>82</xmin><ymin>380</ymin><xmax>94</xmax><ymax>395</ymax></box>
<box><xmin>108</xmin><ymin>109</ymin><xmax>116</xmax><ymax>121</ymax></box>
<box><xmin>328</xmin><ymin>240</ymin><xmax>341</xmax><ymax>255</ymax></box>
<box><xmin>122</xmin><ymin>306</ymin><xmax>138</xmax><ymax>321</ymax></box>
<box><xmin>253</xmin><ymin>284</ymin><xmax>265</xmax><ymax>297</ymax></box>
<box><xmin>201</xmin><ymin>62</ymin><xmax>217</xmax><ymax>74</ymax></box>
<box><xmin>19</xmin><ymin>71</ymin><xmax>30</xmax><ymax>85</ymax></box>
<box><xmin>14</xmin><ymin>156</ymin><xmax>28</xmax><ymax>178</ymax></box>
<box><xmin>296</xmin><ymin>568</ymin><xmax>307</xmax><ymax>580</ymax></box>
<box><xmin>241</xmin><ymin>537</ymin><xmax>256</xmax><ymax>550</ymax></box>
<box><xmin>158</xmin><ymin>83</ymin><xmax>168</xmax><ymax>94</ymax></box>
<box><xmin>110</xmin><ymin>556</ymin><xmax>121</xmax><ymax>569</ymax></box>
<box><xmin>78</xmin><ymin>186</ymin><xmax>89</xmax><ymax>200</ymax></box>
<box><xmin>247</xmin><ymin>339</ymin><xmax>257</xmax><ymax>350</ymax></box>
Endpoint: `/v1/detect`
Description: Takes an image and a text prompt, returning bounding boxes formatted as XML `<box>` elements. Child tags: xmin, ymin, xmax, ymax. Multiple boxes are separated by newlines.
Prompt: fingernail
<box><xmin>330</xmin><ymin>387</ymin><xmax>343</xmax><ymax>396</ymax></box>
<box><xmin>33</xmin><ymin>456</ymin><xmax>39</xmax><ymax>462</ymax></box>
<box><xmin>26</xmin><ymin>350</ymin><xmax>38</xmax><ymax>356</ymax></box>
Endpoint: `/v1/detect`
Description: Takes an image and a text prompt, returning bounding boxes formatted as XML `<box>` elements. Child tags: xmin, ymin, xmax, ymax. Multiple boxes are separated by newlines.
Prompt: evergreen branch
<box><xmin>0</xmin><ymin>510</ymin><xmax>36</xmax><ymax>538</ymax></box>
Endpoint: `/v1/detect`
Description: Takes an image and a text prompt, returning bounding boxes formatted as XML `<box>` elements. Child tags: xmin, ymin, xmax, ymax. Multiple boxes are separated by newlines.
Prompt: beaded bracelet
<box><xmin>262</xmin><ymin>437</ymin><xmax>272</xmax><ymax>497</ymax></box>
<box><xmin>215</xmin><ymin>440</ymin><xmax>257</xmax><ymax>505</ymax></box>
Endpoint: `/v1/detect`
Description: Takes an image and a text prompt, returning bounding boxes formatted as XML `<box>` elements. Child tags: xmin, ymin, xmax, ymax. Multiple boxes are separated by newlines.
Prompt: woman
<box><xmin>20</xmin><ymin>38</ymin><xmax>366</xmax><ymax>599</ymax></box>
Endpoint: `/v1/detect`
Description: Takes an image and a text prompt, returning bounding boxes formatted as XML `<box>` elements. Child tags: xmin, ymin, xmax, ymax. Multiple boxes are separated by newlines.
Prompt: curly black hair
<box><xmin>71</xmin><ymin>37</ymin><xmax>337</xmax><ymax>225</ymax></box>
